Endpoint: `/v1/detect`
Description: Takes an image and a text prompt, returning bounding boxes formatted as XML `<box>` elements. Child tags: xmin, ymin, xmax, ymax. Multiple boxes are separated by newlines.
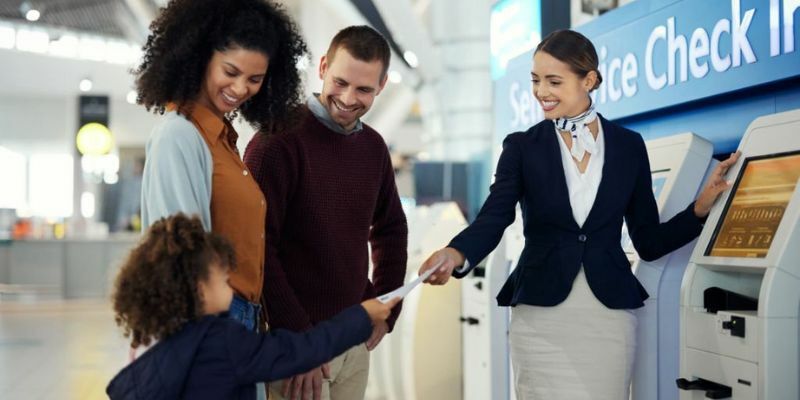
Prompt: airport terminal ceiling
<box><xmin>0</xmin><ymin>0</ymin><xmax>427</xmax><ymax>150</ymax></box>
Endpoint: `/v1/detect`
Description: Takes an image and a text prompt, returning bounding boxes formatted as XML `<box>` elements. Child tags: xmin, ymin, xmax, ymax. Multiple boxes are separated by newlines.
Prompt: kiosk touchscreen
<box><xmin>630</xmin><ymin>133</ymin><xmax>715</xmax><ymax>400</ymax></box>
<box><xmin>678</xmin><ymin>109</ymin><xmax>800</xmax><ymax>400</ymax></box>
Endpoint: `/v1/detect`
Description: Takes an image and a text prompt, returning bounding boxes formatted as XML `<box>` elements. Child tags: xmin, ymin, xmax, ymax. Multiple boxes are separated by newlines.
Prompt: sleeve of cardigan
<box><xmin>243</xmin><ymin>133</ymin><xmax>314</xmax><ymax>332</ymax></box>
<box><xmin>140</xmin><ymin>117</ymin><xmax>213</xmax><ymax>231</ymax></box>
<box><xmin>368</xmin><ymin>145</ymin><xmax>408</xmax><ymax>332</ymax></box>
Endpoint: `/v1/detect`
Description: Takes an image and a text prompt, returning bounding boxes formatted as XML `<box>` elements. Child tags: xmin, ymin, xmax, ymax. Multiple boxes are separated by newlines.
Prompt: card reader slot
<box><xmin>703</xmin><ymin>287</ymin><xmax>758</xmax><ymax>314</ymax></box>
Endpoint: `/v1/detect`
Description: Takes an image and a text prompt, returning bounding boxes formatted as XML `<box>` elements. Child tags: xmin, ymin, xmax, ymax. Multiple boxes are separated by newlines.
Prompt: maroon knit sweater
<box><xmin>243</xmin><ymin>108</ymin><xmax>408</xmax><ymax>332</ymax></box>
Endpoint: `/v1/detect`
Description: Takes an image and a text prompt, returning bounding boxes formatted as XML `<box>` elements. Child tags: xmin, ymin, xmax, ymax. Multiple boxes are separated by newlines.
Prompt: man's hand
<box><xmin>366</xmin><ymin>320</ymin><xmax>389</xmax><ymax>351</ymax></box>
<box><xmin>281</xmin><ymin>364</ymin><xmax>330</xmax><ymax>400</ymax></box>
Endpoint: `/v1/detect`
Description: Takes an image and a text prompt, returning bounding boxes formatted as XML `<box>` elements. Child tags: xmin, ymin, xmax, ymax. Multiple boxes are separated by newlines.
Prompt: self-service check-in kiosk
<box><xmin>631</xmin><ymin>133</ymin><xmax>715</xmax><ymax>400</ymax></box>
<box><xmin>368</xmin><ymin>202</ymin><xmax>466</xmax><ymax>400</ymax></box>
<box><xmin>678</xmin><ymin>109</ymin><xmax>800</xmax><ymax>399</ymax></box>
<box><xmin>461</xmin><ymin>211</ymin><xmax>524</xmax><ymax>400</ymax></box>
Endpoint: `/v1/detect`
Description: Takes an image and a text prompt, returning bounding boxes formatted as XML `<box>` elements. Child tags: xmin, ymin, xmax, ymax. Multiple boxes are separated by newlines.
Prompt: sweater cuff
<box><xmin>454</xmin><ymin>260</ymin><xmax>471</xmax><ymax>275</ymax></box>
<box><xmin>685</xmin><ymin>201</ymin><xmax>709</xmax><ymax>227</ymax></box>
<box><xmin>447</xmin><ymin>243</ymin><xmax>473</xmax><ymax>279</ymax></box>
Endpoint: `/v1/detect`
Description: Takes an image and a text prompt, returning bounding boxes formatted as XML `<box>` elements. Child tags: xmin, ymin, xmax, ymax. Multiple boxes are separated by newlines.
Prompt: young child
<box><xmin>106</xmin><ymin>213</ymin><xmax>399</xmax><ymax>400</ymax></box>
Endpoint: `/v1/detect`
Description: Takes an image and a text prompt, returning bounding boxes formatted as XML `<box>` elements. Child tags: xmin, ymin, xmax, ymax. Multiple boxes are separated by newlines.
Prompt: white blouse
<box><xmin>554</xmin><ymin>120</ymin><xmax>605</xmax><ymax>228</ymax></box>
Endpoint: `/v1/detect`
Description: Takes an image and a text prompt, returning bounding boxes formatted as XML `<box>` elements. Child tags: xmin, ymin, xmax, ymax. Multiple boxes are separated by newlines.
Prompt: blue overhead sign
<box><xmin>491</xmin><ymin>0</ymin><xmax>542</xmax><ymax>154</ymax></box>
<box><xmin>494</xmin><ymin>50</ymin><xmax>541</xmax><ymax>141</ymax></box>
<box><xmin>490</xmin><ymin>0</ymin><xmax>541</xmax><ymax>80</ymax></box>
<box><xmin>578</xmin><ymin>0</ymin><xmax>800</xmax><ymax>119</ymax></box>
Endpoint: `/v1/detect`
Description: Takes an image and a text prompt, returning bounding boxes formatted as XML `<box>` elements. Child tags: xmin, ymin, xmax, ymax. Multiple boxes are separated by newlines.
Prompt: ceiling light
<box><xmin>403</xmin><ymin>50</ymin><xmax>419</xmax><ymax>68</ymax></box>
<box><xmin>126</xmin><ymin>90</ymin><xmax>137</xmax><ymax>104</ymax></box>
<box><xmin>25</xmin><ymin>9</ymin><xmax>40</xmax><ymax>22</ymax></box>
<box><xmin>19</xmin><ymin>2</ymin><xmax>41</xmax><ymax>22</ymax></box>
<box><xmin>79</xmin><ymin>78</ymin><xmax>93</xmax><ymax>92</ymax></box>
<box><xmin>388</xmin><ymin>70</ymin><xmax>403</xmax><ymax>84</ymax></box>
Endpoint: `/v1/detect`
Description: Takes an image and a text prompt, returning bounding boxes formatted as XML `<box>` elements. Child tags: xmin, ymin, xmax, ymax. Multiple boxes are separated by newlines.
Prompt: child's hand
<box><xmin>360</xmin><ymin>297</ymin><xmax>401</xmax><ymax>326</ymax></box>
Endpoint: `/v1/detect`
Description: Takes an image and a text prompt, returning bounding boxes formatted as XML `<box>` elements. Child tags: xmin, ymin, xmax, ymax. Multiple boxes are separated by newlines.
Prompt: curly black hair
<box><xmin>112</xmin><ymin>213</ymin><xmax>236</xmax><ymax>348</ymax></box>
<box><xmin>134</xmin><ymin>0</ymin><xmax>309</xmax><ymax>132</ymax></box>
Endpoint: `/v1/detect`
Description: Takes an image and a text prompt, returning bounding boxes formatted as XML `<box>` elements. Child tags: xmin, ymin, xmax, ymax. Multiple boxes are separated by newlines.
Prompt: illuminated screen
<box><xmin>650</xmin><ymin>169</ymin><xmax>670</xmax><ymax>201</ymax></box>
<box><xmin>490</xmin><ymin>0</ymin><xmax>541</xmax><ymax>80</ymax></box>
<box><xmin>706</xmin><ymin>151</ymin><xmax>800</xmax><ymax>258</ymax></box>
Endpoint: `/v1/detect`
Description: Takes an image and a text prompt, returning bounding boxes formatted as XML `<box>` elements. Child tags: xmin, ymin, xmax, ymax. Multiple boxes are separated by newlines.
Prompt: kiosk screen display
<box><xmin>651</xmin><ymin>170</ymin><xmax>670</xmax><ymax>201</ymax></box>
<box><xmin>706</xmin><ymin>151</ymin><xmax>800</xmax><ymax>258</ymax></box>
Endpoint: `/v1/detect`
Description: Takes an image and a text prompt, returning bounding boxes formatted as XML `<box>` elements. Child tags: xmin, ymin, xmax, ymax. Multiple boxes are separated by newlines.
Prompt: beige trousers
<box><xmin>269</xmin><ymin>344</ymin><xmax>370</xmax><ymax>400</ymax></box>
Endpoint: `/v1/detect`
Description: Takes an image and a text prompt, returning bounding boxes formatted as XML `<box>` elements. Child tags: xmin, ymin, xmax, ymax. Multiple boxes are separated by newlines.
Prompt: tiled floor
<box><xmin>0</xmin><ymin>300</ymin><xmax>130</xmax><ymax>400</ymax></box>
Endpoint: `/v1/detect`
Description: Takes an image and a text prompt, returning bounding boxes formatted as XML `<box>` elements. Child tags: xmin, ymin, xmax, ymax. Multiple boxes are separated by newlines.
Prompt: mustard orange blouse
<box><xmin>177</xmin><ymin>103</ymin><xmax>267</xmax><ymax>302</ymax></box>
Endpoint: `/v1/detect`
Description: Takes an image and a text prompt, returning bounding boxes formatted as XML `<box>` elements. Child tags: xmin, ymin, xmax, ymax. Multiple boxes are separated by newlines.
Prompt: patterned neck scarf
<box><xmin>553</xmin><ymin>99</ymin><xmax>598</xmax><ymax>162</ymax></box>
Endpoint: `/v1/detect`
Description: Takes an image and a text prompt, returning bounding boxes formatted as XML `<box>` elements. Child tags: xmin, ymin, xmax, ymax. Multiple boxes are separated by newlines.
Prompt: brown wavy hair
<box><xmin>536</xmin><ymin>29</ymin><xmax>603</xmax><ymax>92</ymax></box>
<box><xmin>112</xmin><ymin>213</ymin><xmax>236</xmax><ymax>347</ymax></box>
<box><xmin>133</xmin><ymin>0</ymin><xmax>309</xmax><ymax>132</ymax></box>
<box><xmin>326</xmin><ymin>25</ymin><xmax>391</xmax><ymax>80</ymax></box>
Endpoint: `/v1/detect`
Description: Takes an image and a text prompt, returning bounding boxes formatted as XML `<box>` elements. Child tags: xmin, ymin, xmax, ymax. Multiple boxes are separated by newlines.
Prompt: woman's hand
<box><xmin>418</xmin><ymin>247</ymin><xmax>466</xmax><ymax>286</ymax></box>
<box><xmin>694</xmin><ymin>151</ymin><xmax>741</xmax><ymax>218</ymax></box>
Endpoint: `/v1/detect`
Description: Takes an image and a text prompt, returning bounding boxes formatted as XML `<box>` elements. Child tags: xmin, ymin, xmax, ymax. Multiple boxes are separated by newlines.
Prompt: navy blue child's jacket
<box><xmin>107</xmin><ymin>304</ymin><xmax>372</xmax><ymax>400</ymax></box>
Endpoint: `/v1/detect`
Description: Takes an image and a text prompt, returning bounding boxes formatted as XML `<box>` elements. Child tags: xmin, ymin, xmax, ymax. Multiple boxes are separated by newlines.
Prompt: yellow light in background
<box><xmin>76</xmin><ymin>122</ymin><xmax>113</xmax><ymax>155</ymax></box>
<box><xmin>53</xmin><ymin>222</ymin><xmax>65</xmax><ymax>239</ymax></box>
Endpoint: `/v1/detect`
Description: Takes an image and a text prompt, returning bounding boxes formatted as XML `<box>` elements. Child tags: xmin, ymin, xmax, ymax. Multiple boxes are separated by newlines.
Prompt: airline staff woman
<box><xmin>418</xmin><ymin>29</ymin><xmax>739</xmax><ymax>400</ymax></box>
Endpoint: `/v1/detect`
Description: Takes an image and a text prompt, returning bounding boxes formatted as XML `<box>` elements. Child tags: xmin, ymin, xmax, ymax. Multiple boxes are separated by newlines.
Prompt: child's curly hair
<box><xmin>112</xmin><ymin>213</ymin><xmax>236</xmax><ymax>348</ymax></box>
<box><xmin>133</xmin><ymin>0</ymin><xmax>309</xmax><ymax>132</ymax></box>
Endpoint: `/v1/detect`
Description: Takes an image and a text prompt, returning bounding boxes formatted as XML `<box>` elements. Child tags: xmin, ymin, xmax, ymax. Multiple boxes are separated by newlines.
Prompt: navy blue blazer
<box><xmin>106</xmin><ymin>305</ymin><xmax>371</xmax><ymax>400</ymax></box>
<box><xmin>449</xmin><ymin>115</ymin><xmax>705</xmax><ymax>309</ymax></box>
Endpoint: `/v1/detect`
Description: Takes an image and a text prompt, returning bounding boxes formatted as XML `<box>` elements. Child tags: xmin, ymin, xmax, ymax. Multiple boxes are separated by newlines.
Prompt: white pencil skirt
<box><xmin>509</xmin><ymin>268</ymin><xmax>637</xmax><ymax>400</ymax></box>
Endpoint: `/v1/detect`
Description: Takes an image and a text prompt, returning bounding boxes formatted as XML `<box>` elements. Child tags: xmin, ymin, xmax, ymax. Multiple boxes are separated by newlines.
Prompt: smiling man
<box><xmin>243</xmin><ymin>26</ymin><xmax>408</xmax><ymax>400</ymax></box>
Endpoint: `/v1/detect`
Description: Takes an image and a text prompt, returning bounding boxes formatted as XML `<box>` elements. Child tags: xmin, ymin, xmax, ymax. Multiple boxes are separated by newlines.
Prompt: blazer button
<box><xmin>578</xmin><ymin>234</ymin><xmax>587</xmax><ymax>242</ymax></box>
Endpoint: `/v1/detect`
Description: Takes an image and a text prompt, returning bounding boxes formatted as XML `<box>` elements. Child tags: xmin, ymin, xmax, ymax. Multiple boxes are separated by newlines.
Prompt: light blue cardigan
<box><xmin>140</xmin><ymin>111</ymin><xmax>213</xmax><ymax>231</ymax></box>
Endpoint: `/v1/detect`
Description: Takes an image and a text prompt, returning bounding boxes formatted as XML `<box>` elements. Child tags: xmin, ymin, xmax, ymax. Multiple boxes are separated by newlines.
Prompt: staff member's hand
<box><xmin>419</xmin><ymin>247</ymin><xmax>465</xmax><ymax>285</ymax></box>
<box><xmin>694</xmin><ymin>151</ymin><xmax>741</xmax><ymax>218</ymax></box>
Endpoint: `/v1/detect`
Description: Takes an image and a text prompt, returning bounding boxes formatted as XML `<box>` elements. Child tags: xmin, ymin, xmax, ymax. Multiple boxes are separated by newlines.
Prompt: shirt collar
<box><xmin>307</xmin><ymin>93</ymin><xmax>363</xmax><ymax>135</ymax></box>
<box><xmin>168</xmin><ymin>102</ymin><xmax>230</xmax><ymax>143</ymax></box>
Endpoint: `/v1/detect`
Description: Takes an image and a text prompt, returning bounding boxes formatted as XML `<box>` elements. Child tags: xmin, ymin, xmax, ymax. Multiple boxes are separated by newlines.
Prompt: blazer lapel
<box><xmin>584</xmin><ymin>115</ymin><xmax>620</xmax><ymax>230</ymax></box>
<box><xmin>543</xmin><ymin>122</ymin><xmax>580</xmax><ymax>231</ymax></box>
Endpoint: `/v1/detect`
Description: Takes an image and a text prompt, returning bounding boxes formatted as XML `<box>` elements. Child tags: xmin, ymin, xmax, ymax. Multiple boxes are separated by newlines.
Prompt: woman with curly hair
<box><xmin>136</xmin><ymin>0</ymin><xmax>308</xmax><ymax>336</ymax></box>
<box><xmin>106</xmin><ymin>213</ymin><xmax>399</xmax><ymax>400</ymax></box>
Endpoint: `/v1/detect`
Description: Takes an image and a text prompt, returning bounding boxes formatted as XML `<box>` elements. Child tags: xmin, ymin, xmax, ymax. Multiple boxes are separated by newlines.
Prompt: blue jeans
<box><xmin>227</xmin><ymin>294</ymin><xmax>261</xmax><ymax>332</ymax></box>
<box><xmin>228</xmin><ymin>294</ymin><xmax>268</xmax><ymax>399</ymax></box>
